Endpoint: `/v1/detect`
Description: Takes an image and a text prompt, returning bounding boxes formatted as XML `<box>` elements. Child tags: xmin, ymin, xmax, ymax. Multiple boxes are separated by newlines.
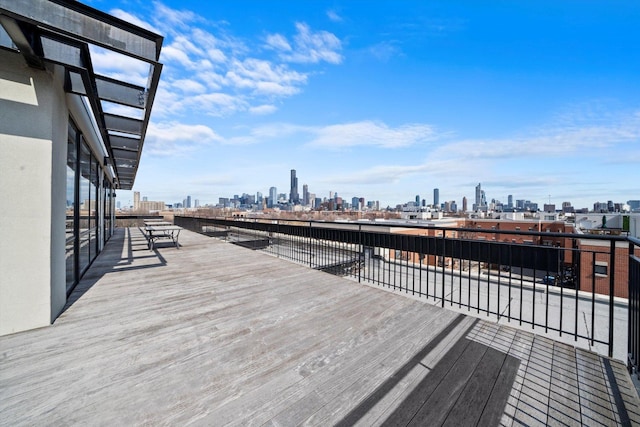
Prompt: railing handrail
<box><xmin>175</xmin><ymin>215</ymin><xmax>630</xmax><ymax>243</ymax></box>
<box><xmin>175</xmin><ymin>214</ymin><xmax>639</xmax><ymax>365</ymax></box>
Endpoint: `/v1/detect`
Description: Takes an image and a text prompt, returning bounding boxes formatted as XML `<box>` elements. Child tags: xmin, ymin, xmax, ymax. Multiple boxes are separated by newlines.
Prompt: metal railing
<box><xmin>175</xmin><ymin>216</ymin><xmax>635</xmax><ymax>361</ymax></box>
<box><xmin>114</xmin><ymin>214</ymin><xmax>165</xmax><ymax>228</ymax></box>
<box><xmin>629</xmin><ymin>237</ymin><xmax>640</xmax><ymax>384</ymax></box>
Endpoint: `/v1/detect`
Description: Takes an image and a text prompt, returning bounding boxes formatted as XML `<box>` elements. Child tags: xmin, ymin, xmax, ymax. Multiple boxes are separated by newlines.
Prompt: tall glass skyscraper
<box><xmin>269</xmin><ymin>187</ymin><xmax>277</xmax><ymax>208</ymax></box>
<box><xmin>290</xmin><ymin>169</ymin><xmax>299</xmax><ymax>204</ymax></box>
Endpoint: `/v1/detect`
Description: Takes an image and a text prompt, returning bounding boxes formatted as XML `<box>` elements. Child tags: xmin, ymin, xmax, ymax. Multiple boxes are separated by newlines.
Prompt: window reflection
<box><xmin>79</xmin><ymin>140</ymin><xmax>91</xmax><ymax>275</ymax></box>
<box><xmin>65</xmin><ymin>130</ymin><xmax>77</xmax><ymax>291</ymax></box>
<box><xmin>66</xmin><ymin>119</ymin><xmax>116</xmax><ymax>294</ymax></box>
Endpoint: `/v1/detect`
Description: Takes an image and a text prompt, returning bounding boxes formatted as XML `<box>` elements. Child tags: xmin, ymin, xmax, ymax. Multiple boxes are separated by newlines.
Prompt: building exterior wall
<box><xmin>577</xmin><ymin>240</ymin><xmax>639</xmax><ymax>298</ymax></box>
<box><xmin>0</xmin><ymin>48</ymin><xmax>116</xmax><ymax>335</ymax></box>
<box><xmin>0</xmin><ymin>52</ymin><xmax>67</xmax><ymax>334</ymax></box>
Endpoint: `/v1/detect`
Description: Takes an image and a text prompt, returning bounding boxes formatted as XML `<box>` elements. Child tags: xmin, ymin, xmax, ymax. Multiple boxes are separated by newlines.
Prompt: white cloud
<box><xmin>330</xmin><ymin>164</ymin><xmax>431</xmax><ymax>185</ymax></box>
<box><xmin>161</xmin><ymin>45</ymin><xmax>195</xmax><ymax>68</ymax></box>
<box><xmin>265</xmin><ymin>34</ymin><xmax>292</xmax><ymax>51</ymax></box>
<box><xmin>283</xmin><ymin>22</ymin><xmax>343</xmax><ymax>64</ymax></box>
<box><xmin>145</xmin><ymin>122</ymin><xmax>223</xmax><ymax>156</ymax></box>
<box><xmin>190</xmin><ymin>29</ymin><xmax>228</xmax><ymax>63</ymax></box>
<box><xmin>266</xmin><ymin>22</ymin><xmax>343</xmax><ymax>64</ymax></box>
<box><xmin>307</xmin><ymin>121</ymin><xmax>438</xmax><ymax>149</ymax></box>
<box><xmin>249</xmin><ymin>104</ymin><xmax>278</xmax><ymax>115</ymax></box>
<box><xmin>224</xmin><ymin>58</ymin><xmax>307</xmax><ymax>96</ymax></box>
<box><xmin>368</xmin><ymin>41</ymin><xmax>402</xmax><ymax>62</ymax></box>
<box><xmin>171</xmin><ymin>79</ymin><xmax>207</xmax><ymax>94</ymax></box>
<box><xmin>435</xmin><ymin>113</ymin><xmax>640</xmax><ymax>160</ymax></box>
<box><xmin>121</xmin><ymin>4</ymin><xmax>342</xmax><ymax>120</ymax></box>
<box><xmin>184</xmin><ymin>92</ymin><xmax>248</xmax><ymax>116</ymax></box>
<box><xmin>89</xmin><ymin>46</ymin><xmax>150</xmax><ymax>85</ymax></box>
<box><xmin>188</xmin><ymin>174</ymin><xmax>235</xmax><ymax>187</ymax></box>
<box><xmin>153</xmin><ymin>2</ymin><xmax>202</xmax><ymax>34</ymax></box>
<box><xmin>327</xmin><ymin>10</ymin><xmax>343</xmax><ymax>22</ymax></box>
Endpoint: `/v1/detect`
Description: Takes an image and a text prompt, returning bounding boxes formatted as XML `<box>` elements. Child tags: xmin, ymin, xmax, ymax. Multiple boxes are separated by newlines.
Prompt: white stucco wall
<box><xmin>0</xmin><ymin>51</ymin><xmax>67</xmax><ymax>335</ymax></box>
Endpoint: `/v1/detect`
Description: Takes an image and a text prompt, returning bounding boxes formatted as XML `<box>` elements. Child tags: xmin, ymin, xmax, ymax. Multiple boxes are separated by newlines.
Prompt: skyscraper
<box><xmin>415</xmin><ymin>195</ymin><xmax>420</xmax><ymax>206</ymax></box>
<box><xmin>462</xmin><ymin>196</ymin><xmax>468</xmax><ymax>212</ymax></box>
<box><xmin>186</xmin><ymin>195</ymin><xmax>191</xmax><ymax>208</ymax></box>
<box><xmin>433</xmin><ymin>188</ymin><xmax>439</xmax><ymax>207</ymax></box>
<box><xmin>303</xmin><ymin>184</ymin><xmax>309</xmax><ymax>206</ymax></box>
<box><xmin>133</xmin><ymin>191</ymin><xmax>140</xmax><ymax>211</ymax></box>
<box><xmin>269</xmin><ymin>187</ymin><xmax>277</xmax><ymax>208</ymax></box>
<box><xmin>289</xmin><ymin>169</ymin><xmax>299</xmax><ymax>204</ymax></box>
<box><xmin>352</xmin><ymin>197</ymin><xmax>360</xmax><ymax>210</ymax></box>
<box><xmin>474</xmin><ymin>183</ymin><xmax>487</xmax><ymax>211</ymax></box>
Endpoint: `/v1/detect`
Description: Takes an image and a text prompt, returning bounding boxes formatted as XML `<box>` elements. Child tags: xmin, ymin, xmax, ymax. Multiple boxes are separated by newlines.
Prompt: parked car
<box><xmin>541</xmin><ymin>275</ymin><xmax>556</xmax><ymax>285</ymax></box>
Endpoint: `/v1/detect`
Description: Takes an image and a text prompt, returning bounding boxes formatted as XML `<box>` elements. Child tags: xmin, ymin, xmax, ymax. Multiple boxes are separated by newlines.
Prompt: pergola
<box><xmin>0</xmin><ymin>0</ymin><xmax>163</xmax><ymax>190</ymax></box>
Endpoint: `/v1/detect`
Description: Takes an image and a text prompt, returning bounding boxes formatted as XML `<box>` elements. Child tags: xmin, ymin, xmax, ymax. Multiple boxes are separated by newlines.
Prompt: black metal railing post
<box><xmin>609</xmin><ymin>239</ymin><xmax>616</xmax><ymax>358</ymax></box>
<box><xmin>440</xmin><ymin>233</ymin><xmax>445</xmax><ymax>308</ymax></box>
<box><xmin>358</xmin><ymin>224</ymin><xmax>362</xmax><ymax>283</ymax></box>
<box><xmin>628</xmin><ymin>237</ymin><xmax>640</xmax><ymax>384</ymax></box>
<box><xmin>309</xmin><ymin>222</ymin><xmax>313</xmax><ymax>269</ymax></box>
<box><xmin>179</xmin><ymin>215</ymin><xmax>630</xmax><ymax>361</ymax></box>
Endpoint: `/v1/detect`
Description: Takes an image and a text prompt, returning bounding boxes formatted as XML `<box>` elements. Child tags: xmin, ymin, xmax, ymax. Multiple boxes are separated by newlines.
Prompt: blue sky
<box><xmin>89</xmin><ymin>0</ymin><xmax>639</xmax><ymax>209</ymax></box>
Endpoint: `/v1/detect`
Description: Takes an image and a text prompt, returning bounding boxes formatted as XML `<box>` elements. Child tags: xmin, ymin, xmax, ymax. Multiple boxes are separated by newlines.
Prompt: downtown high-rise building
<box><xmin>474</xmin><ymin>183</ymin><xmax>486</xmax><ymax>211</ymax></box>
<box><xmin>133</xmin><ymin>191</ymin><xmax>140</xmax><ymax>211</ymax></box>
<box><xmin>290</xmin><ymin>169</ymin><xmax>299</xmax><ymax>204</ymax></box>
<box><xmin>268</xmin><ymin>187</ymin><xmax>277</xmax><ymax>208</ymax></box>
<box><xmin>433</xmin><ymin>188</ymin><xmax>439</xmax><ymax>207</ymax></box>
<box><xmin>352</xmin><ymin>197</ymin><xmax>360</xmax><ymax>210</ymax></box>
<box><xmin>303</xmin><ymin>184</ymin><xmax>309</xmax><ymax>206</ymax></box>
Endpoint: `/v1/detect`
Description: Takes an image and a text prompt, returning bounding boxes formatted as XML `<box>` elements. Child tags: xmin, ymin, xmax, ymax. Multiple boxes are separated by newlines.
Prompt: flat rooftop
<box><xmin>1</xmin><ymin>228</ymin><xmax>638</xmax><ymax>425</ymax></box>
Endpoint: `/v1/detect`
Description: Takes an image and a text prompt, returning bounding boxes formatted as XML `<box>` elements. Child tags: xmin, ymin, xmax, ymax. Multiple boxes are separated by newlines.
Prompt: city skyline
<box><xmin>131</xmin><ymin>173</ymin><xmax>638</xmax><ymax>213</ymax></box>
<box><xmin>91</xmin><ymin>0</ymin><xmax>640</xmax><ymax>208</ymax></box>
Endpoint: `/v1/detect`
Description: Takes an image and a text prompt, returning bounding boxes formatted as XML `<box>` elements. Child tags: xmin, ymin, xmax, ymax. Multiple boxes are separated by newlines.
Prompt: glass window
<box><xmin>79</xmin><ymin>140</ymin><xmax>91</xmax><ymax>274</ymax></box>
<box><xmin>594</xmin><ymin>264</ymin><xmax>608</xmax><ymax>276</ymax></box>
<box><xmin>66</xmin><ymin>120</ymin><xmax>114</xmax><ymax>293</ymax></box>
<box><xmin>65</xmin><ymin>128</ymin><xmax>78</xmax><ymax>291</ymax></box>
<box><xmin>89</xmin><ymin>155</ymin><xmax>99</xmax><ymax>258</ymax></box>
<box><xmin>103</xmin><ymin>176</ymin><xmax>110</xmax><ymax>243</ymax></box>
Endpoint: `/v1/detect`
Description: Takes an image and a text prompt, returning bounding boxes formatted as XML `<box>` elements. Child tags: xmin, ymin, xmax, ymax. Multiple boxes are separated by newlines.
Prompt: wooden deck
<box><xmin>1</xmin><ymin>228</ymin><xmax>639</xmax><ymax>426</ymax></box>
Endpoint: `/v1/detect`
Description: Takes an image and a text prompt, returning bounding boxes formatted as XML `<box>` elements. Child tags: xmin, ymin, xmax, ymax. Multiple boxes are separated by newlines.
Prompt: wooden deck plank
<box><xmin>1</xmin><ymin>227</ymin><xmax>638</xmax><ymax>426</ymax></box>
<box><xmin>476</xmin><ymin>352</ymin><xmax>521</xmax><ymax>427</ymax></box>
<box><xmin>303</xmin><ymin>316</ymin><xmax>473</xmax><ymax>426</ymax></box>
<box><xmin>352</xmin><ymin>316</ymin><xmax>479</xmax><ymax>427</ymax></box>
<box><xmin>203</xmin><ymin>301</ymin><xmax>449</xmax><ymax>426</ymax></box>
<box><xmin>405</xmin><ymin>339</ymin><xmax>489</xmax><ymax>426</ymax></box>
<box><xmin>440</xmin><ymin>346</ymin><xmax>508</xmax><ymax>426</ymax></box>
<box><xmin>547</xmin><ymin>341</ymin><xmax>582</xmax><ymax>426</ymax></box>
<box><xmin>575</xmin><ymin>348</ymin><xmax>619</xmax><ymax>426</ymax></box>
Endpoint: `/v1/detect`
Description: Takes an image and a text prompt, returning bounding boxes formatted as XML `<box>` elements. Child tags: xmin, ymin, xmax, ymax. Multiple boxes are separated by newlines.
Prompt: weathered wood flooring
<box><xmin>1</xmin><ymin>228</ymin><xmax>638</xmax><ymax>426</ymax></box>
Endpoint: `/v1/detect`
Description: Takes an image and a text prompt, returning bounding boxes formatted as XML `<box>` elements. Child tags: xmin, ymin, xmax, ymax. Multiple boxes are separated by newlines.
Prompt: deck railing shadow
<box><xmin>175</xmin><ymin>215</ymin><xmax>640</xmax><ymax>391</ymax></box>
<box><xmin>60</xmin><ymin>227</ymin><xmax>168</xmax><ymax>316</ymax></box>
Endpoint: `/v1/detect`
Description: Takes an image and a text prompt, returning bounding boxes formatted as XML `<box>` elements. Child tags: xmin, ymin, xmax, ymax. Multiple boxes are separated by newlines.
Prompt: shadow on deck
<box><xmin>1</xmin><ymin>228</ymin><xmax>638</xmax><ymax>426</ymax></box>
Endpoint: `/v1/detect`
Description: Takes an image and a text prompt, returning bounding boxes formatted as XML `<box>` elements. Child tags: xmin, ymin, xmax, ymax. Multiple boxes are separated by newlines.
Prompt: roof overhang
<box><xmin>0</xmin><ymin>0</ymin><xmax>163</xmax><ymax>190</ymax></box>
